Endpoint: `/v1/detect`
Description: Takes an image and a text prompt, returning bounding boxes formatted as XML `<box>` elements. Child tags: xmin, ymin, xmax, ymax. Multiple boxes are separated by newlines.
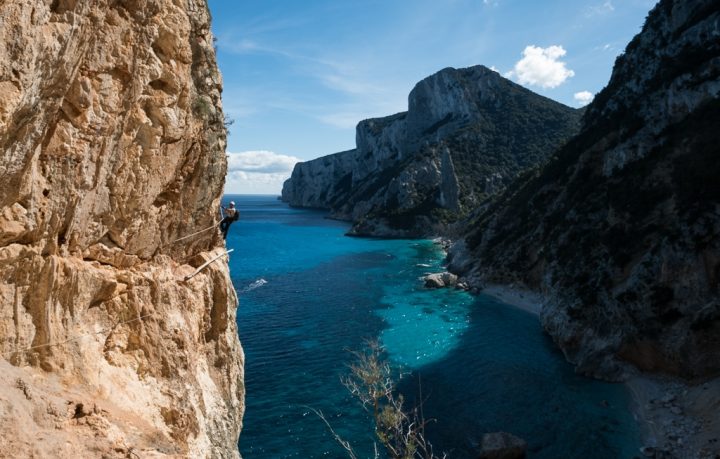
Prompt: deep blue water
<box><xmin>224</xmin><ymin>195</ymin><xmax>640</xmax><ymax>458</ymax></box>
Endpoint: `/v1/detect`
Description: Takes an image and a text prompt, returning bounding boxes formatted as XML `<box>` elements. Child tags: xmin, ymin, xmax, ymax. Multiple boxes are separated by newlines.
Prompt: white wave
<box><xmin>416</xmin><ymin>263</ymin><xmax>432</xmax><ymax>267</ymax></box>
<box><xmin>242</xmin><ymin>278</ymin><xmax>268</xmax><ymax>292</ymax></box>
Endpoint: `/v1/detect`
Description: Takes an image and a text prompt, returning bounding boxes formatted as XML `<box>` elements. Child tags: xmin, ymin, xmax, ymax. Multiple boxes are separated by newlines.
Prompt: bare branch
<box><xmin>341</xmin><ymin>340</ymin><xmax>445</xmax><ymax>459</ymax></box>
<box><xmin>305</xmin><ymin>406</ymin><xmax>358</xmax><ymax>459</ymax></box>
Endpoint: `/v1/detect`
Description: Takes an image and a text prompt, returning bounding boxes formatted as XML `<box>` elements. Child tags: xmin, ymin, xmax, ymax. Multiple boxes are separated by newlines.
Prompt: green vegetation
<box><xmin>192</xmin><ymin>95</ymin><xmax>213</xmax><ymax>119</ymax></box>
<box><xmin>316</xmin><ymin>341</ymin><xmax>445</xmax><ymax>459</ymax></box>
<box><xmin>457</xmin><ymin>0</ymin><xmax>720</xmax><ymax>376</ymax></box>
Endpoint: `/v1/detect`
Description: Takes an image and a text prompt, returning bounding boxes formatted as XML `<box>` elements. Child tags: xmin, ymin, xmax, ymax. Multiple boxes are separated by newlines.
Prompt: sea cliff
<box><xmin>450</xmin><ymin>0</ymin><xmax>720</xmax><ymax>382</ymax></box>
<box><xmin>282</xmin><ymin>65</ymin><xmax>581</xmax><ymax>237</ymax></box>
<box><xmin>0</xmin><ymin>1</ymin><xmax>243</xmax><ymax>457</ymax></box>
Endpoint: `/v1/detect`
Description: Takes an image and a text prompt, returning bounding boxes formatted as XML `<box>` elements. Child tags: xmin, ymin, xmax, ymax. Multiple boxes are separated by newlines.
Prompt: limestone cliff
<box><xmin>0</xmin><ymin>1</ymin><xmax>243</xmax><ymax>457</ymax></box>
<box><xmin>451</xmin><ymin>0</ymin><xmax>720</xmax><ymax>381</ymax></box>
<box><xmin>282</xmin><ymin>66</ymin><xmax>581</xmax><ymax>237</ymax></box>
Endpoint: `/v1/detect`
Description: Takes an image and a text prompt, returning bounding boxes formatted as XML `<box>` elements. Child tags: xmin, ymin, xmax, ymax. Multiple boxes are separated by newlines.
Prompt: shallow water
<box><xmin>225</xmin><ymin>195</ymin><xmax>640</xmax><ymax>458</ymax></box>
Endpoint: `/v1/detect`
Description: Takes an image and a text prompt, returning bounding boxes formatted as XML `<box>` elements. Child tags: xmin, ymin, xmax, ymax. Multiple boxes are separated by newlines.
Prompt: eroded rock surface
<box><xmin>0</xmin><ymin>1</ymin><xmax>243</xmax><ymax>457</ymax></box>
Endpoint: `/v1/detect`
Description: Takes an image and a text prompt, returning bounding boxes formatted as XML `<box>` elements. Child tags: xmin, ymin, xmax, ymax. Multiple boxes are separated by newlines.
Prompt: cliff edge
<box><xmin>0</xmin><ymin>1</ymin><xmax>243</xmax><ymax>457</ymax></box>
<box><xmin>282</xmin><ymin>66</ymin><xmax>581</xmax><ymax>237</ymax></box>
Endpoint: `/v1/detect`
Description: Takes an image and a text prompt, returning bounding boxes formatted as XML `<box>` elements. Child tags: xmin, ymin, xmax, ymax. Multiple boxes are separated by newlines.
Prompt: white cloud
<box><xmin>317</xmin><ymin>112</ymin><xmax>366</xmax><ymax>129</ymax></box>
<box><xmin>229</xmin><ymin>39</ymin><xmax>260</xmax><ymax>52</ymax></box>
<box><xmin>320</xmin><ymin>73</ymin><xmax>386</xmax><ymax>96</ymax></box>
<box><xmin>222</xmin><ymin>103</ymin><xmax>257</xmax><ymax>119</ymax></box>
<box><xmin>511</xmin><ymin>45</ymin><xmax>575</xmax><ymax>89</ymax></box>
<box><xmin>225</xmin><ymin>150</ymin><xmax>301</xmax><ymax>194</ymax></box>
<box><xmin>227</xmin><ymin>150</ymin><xmax>299</xmax><ymax>174</ymax></box>
<box><xmin>586</xmin><ymin>1</ymin><xmax>615</xmax><ymax>17</ymax></box>
<box><xmin>592</xmin><ymin>42</ymin><xmax>619</xmax><ymax>54</ymax></box>
<box><xmin>574</xmin><ymin>91</ymin><xmax>594</xmax><ymax>106</ymax></box>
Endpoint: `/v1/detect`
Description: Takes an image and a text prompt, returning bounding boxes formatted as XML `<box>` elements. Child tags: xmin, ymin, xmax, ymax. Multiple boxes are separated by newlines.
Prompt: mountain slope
<box><xmin>450</xmin><ymin>0</ymin><xmax>720</xmax><ymax>380</ymax></box>
<box><xmin>282</xmin><ymin>65</ymin><xmax>581</xmax><ymax>237</ymax></box>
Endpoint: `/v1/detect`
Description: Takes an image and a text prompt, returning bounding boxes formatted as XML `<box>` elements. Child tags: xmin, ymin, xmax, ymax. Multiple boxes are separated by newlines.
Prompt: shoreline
<box><xmin>479</xmin><ymin>283</ymin><xmax>720</xmax><ymax>458</ymax></box>
<box><xmin>431</xmin><ymin>238</ymin><xmax>544</xmax><ymax>316</ymax></box>
<box><xmin>478</xmin><ymin>282</ymin><xmax>720</xmax><ymax>458</ymax></box>
<box><xmin>627</xmin><ymin>375</ymin><xmax>720</xmax><ymax>458</ymax></box>
<box><xmin>479</xmin><ymin>284</ymin><xmax>543</xmax><ymax>316</ymax></box>
<box><xmin>436</xmin><ymin>237</ymin><xmax>720</xmax><ymax>458</ymax></box>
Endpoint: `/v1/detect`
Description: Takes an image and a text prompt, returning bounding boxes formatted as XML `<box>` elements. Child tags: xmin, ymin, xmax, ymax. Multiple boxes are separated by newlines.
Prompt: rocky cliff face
<box><xmin>282</xmin><ymin>66</ymin><xmax>581</xmax><ymax>237</ymax></box>
<box><xmin>451</xmin><ymin>0</ymin><xmax>720</xmax><ymax>381</ymax></box>
<box><xmin>0</xmin><ymin>1</ymin><xmax>243</xmax><ymax>457</ymax></box>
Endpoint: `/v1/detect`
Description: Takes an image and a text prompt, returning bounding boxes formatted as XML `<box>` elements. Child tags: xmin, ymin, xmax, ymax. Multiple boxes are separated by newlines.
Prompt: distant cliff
<box><xmin>450</xmin><ymin>0</ymin><xmax>720</xmax><ymax>381</ymax></box>
<box><xmin>0</xmin><ymin>1</ymin><xmax>242</xmax><ymax>457</ymax></box>
<box><xmin>282</xmin><ymin>66</ymin><xmax>581</xmax><ymax>237</ymax></box>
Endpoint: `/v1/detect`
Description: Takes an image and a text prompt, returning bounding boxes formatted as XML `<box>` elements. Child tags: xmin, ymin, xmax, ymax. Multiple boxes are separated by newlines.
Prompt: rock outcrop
<box><xmin>451</xmin><ymin>0</ymin><xmax>720</xmax><ymax>381</ymax></box>
<box><xmin>423</xmin><ymin>272</ymin><xmax>458</xmax><ymax>289</ymax></box>
<box><xmin>282</xmin><ymin>66</ymin><xmax>581</xmax><ymax>237</ymax></box>
<box><xmin>478</xmin><ymin>432</ymin><xmax>527</xmax><ymax>459</ymax></box>
<box><xmin>0</xmin><ymin>1</ymin><xmax>243</xmax><ymax>457</ymax></box>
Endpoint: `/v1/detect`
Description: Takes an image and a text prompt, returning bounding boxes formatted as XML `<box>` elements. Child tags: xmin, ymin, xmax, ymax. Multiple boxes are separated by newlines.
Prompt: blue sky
<box><xmin>208</xmin><ymin>0</ymin><xmax>658</xmax><ymax>194</ymax></box>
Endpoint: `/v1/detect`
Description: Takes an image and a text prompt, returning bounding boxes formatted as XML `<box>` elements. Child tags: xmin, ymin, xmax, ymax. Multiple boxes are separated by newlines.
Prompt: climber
<box><xmin>220</xmin><ymin>201</ymin><xmax>239</xmax><ymax>239</ymax></box>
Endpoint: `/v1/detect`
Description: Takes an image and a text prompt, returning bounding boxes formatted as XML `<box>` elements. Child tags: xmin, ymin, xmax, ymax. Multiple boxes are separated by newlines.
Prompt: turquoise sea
<box><xmin>225</xmin><ymin>195</ymin><xmax>640</xmax><ymax>458</ymax></box>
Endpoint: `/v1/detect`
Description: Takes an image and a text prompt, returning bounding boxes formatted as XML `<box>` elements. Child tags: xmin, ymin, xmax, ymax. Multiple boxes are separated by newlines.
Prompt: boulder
<box><xmin>478</xmin><ymin>432</ymin><xmax>527</xmax><ymax>459</ymax></box>
<box><xmin>424</xmin><ymin>272</ymin><xmax>458</xmax><ymax>288</ymax></box>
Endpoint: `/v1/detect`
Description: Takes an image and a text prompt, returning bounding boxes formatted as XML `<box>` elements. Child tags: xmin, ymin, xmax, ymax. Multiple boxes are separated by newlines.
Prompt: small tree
<box><xmin>339</xmin><ymin>341</ymin><xmax>445</xmax><ymax>459</ymax></box>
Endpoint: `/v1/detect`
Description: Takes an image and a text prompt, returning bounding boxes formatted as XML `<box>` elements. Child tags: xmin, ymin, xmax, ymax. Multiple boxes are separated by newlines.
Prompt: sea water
<box><xmin>224</xmin><ymin>195</ymin><xmax>640</xmax><ymax>458</ymax></box>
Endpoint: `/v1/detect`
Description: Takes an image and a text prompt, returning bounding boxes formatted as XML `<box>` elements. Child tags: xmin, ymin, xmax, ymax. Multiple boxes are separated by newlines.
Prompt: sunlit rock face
<box><xmin>0</xmin><ymin>1</ymin><xmax>243</xmax><ymax>457</ymax></box>
<box><xmin>452</xmin><ymin>0</ymin><xmax>720</xmax><ymax>381</ymax></box>
<box><xmin>282</xmin><ymin>65</ymin><xmax>581</xmax><ymax>237</ymax></box>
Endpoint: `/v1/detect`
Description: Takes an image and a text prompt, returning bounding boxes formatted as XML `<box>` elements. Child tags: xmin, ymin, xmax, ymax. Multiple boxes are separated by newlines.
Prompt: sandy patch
<box><xmin>480</xmin><ymin>284</ymin><xmax>543</xmax><ymax>315</ymax></box>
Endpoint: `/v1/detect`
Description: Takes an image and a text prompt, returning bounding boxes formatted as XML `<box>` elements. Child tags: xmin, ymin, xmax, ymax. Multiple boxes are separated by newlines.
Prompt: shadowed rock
<box><xmin>453</xmin><ymin>0</ymin><xmax>720</xmax><ymax>381</ymax></box>
<box><xmin>478</xmin><ymin>432</ymin><xmax>527</xmax><ymax>459</ymax></box>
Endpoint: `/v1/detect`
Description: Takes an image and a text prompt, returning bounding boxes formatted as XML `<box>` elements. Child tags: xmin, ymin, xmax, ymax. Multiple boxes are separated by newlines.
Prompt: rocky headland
<box><xmin>449</xmin><ymin>0</ymin><xmax>720</xmax><ymax>382</ymax></box>
<box><xmin>282</xmin><ymin>65</ymin><xmax>581</xmax><ymax>237</ymax></box>
<box><xmin>0</xmin><ymin>1</ymin><xmax>243</xmax><ymax>457</ymax></box>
